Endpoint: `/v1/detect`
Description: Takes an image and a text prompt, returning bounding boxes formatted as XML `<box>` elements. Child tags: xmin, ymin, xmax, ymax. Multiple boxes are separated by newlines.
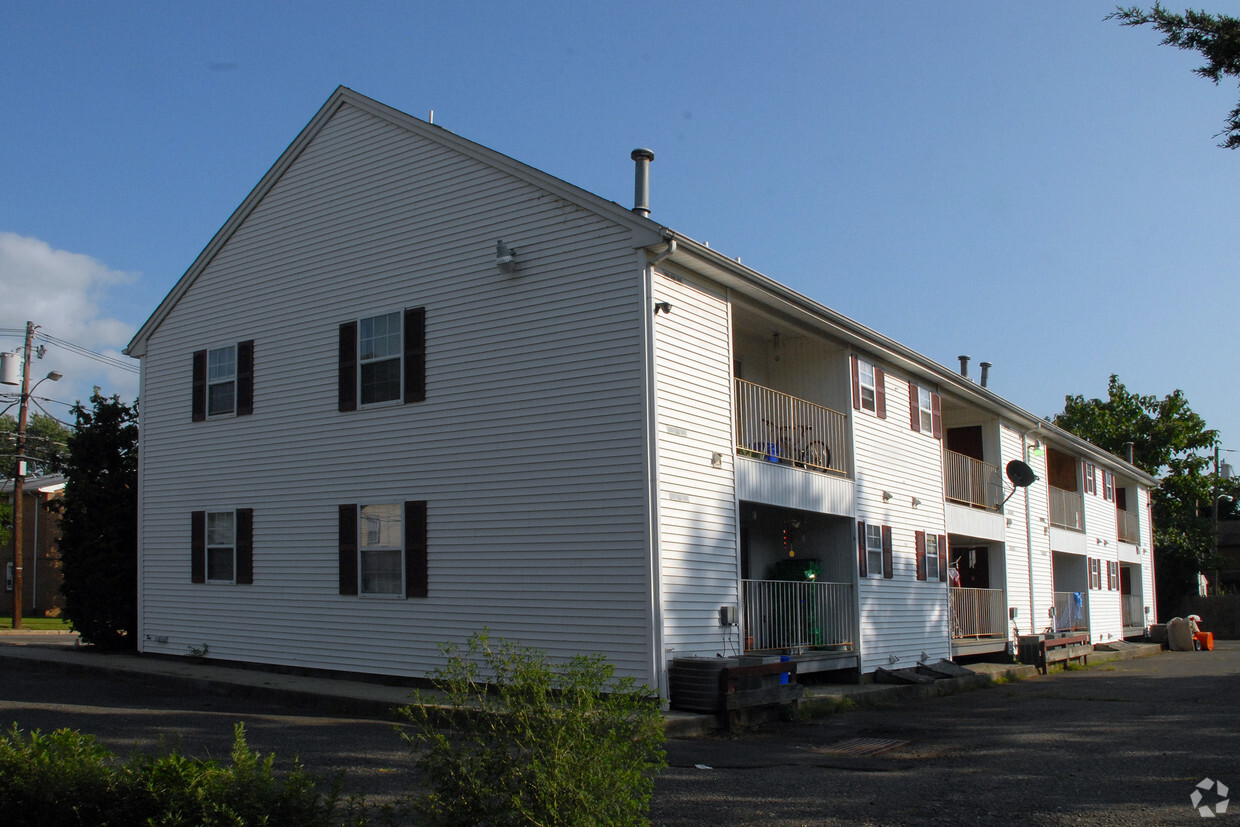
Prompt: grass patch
<box><xmin>0</xmin><ymin>616</ymin><xmax>73</xmax><ymax>632</ymax></box>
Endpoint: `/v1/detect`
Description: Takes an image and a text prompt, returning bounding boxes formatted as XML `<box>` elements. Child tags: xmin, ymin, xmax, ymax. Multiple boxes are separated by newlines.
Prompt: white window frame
<box><xmin>858</xmin><ymin>358</ymin><xmax>877</xmax><ymax>413</ymax></box>
<box><xmin>925</xmin><ymin>533</ymin><xmax>940</xmax><ymax>581</ymax></box>
<box><xmin>206</xmin><ymin>346</ymin><xmax>236</xmax><ymax>417</ymax></box>
<box><xmin>917</xmin><ymin>385</ymin><xmax>934</xmax><ymax>433</ymax></box>
<box><xmin>358</xmin><ymin>311</ymin><xmax>403</xmax><ymax>406</ymax></box>
<box><xmin>865</xmin><ymin>524</ymin><xmax>883</xmax><ymax>578</ymax></box>
<box><xmin>359</xmin><ymin>502</ymin><xmax>404</xmax><ymax>596</ymax></box>
<box><xmin>205</xmin><ymin>510</ymin><xmax>236</xmax><ymax>583</ymax></box>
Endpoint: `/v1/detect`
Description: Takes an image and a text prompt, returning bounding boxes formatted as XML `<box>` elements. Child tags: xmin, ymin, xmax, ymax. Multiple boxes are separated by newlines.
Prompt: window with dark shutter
<box><xmin>881</xmin><ymin>526</ymin><xmax>893</xmax><ymax>579</ymax></box>
<box><xmin>915</xmin><ymin>531</ymin><xmax>927</xmax><ymax>581</ymax></box>
<box><xmin>405</xmin><ymin>500</ymin><xmax>428</xmax><ymax>598</ymax></box>
<box><xmin>191</xmin><ymin>351</ymin><xmax>207</xmax><ymax>422</ymax></box>
<box><xmin>191</xmin><ymin>511</ymin><xmax>205</xmax><ymax>583</ymax></box>
<box><xmin>338</xmin><ymin>322</ymin><xmax>358</xmax><ymax>412</ymax></box>
<box><xmin>851</xmin><ymin>355</ymin><xmax>862</xmax><ymax>411</ymax></box>
<box><xmin>857</xmin><ymin>520</ymin><xmax>867</xmax><ymax>577</ymax></box>
<box><xmin>338</xmin><ymin>504</ymin><xmax>358</xmax><ymax>595</ymax></box>
<box><xmin>909</xmin><ymin>383</ymin><xmax>921</xmax><ymax>432</ymax></box>
<box><xmin>404</xmin><ymin>308</ymin><xmax>426</xmax><ymax>404</ymax></box>
<box><xmin>938</xmin><ymin>534</ymin><xmax>948</xmax><ymax>582</ymax></box>
<box><xmin>931</xmin><ymin>393</ymin><xmax>942</xmax><ymax>439</ymax></box>
<box><xmin>236</xmin><ymin>341</ymin><xmax>254</xmax><ymax>416</ymax></box>
<box><xmin>874</xmin><ymin>366</ymin><xmax>887</xmax><ymax>419</ymax></box>
<box><xmin>236</xmin><ymin>508</ymin><xmax>254</xmax><ymax>584</ymax></box>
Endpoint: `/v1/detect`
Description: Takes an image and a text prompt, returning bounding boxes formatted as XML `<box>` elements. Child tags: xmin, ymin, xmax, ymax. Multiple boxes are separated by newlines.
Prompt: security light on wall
<box><xmin>495</xmin><ymin>240</ymin><xmax>518</xmax><ymax>273</ymax></box>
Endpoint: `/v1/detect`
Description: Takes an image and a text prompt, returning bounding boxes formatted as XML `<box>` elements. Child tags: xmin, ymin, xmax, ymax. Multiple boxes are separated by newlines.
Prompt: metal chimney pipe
<box><xmin>957</xmin><ymin>355</ymin><xmax>970</xmax><ymax>379</ymax></box>
<box><xmin>1125</xmin><ymin>442</ymin><xmax>1135</xmax><ymax>464</ymax></box>
<box><xmin>631</xmin><ymin>148</ymin><xmax>654</xmax><ymax>217</ymax></box>
<box><xmin>979</xmin><ymin>361</ymin><xmax>991</xmax><ymax>388</ymax></box>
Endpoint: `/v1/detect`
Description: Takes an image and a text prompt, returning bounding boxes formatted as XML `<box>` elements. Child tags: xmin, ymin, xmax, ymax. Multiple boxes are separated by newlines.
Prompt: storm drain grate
<box><xmin>816</xmin><ymin>737</ymin><xmax>909</xmax><ymax>757</ymax></box>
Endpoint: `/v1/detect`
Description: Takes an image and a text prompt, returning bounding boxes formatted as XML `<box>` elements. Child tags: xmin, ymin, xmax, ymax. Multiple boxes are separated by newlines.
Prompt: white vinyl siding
<box><xmin>853</xmin><ymin>365</ymin><xmax>950</xmax><ymax>670</ymax></box>
<box><xmin>136</xmin><ymin>101</ymin><xmax>657</xmax><ymax>682</ymax></box>
<box><xmin>650</xmin><ymin>271</ymin><xmax>739</xmax><ymax>659</ymax></box>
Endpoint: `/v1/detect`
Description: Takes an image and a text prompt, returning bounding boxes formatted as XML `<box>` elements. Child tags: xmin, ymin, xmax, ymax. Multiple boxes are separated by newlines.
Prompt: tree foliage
<box><xmin>1054</xmin><ymin>375</ymin><xmax>1237</xmax><ymax>613</ymax></box>
<box><xmin>56</xmin><ymin>391</ymin><xmax>138</xmax><ymax>650</ymax></box>
<box><xmin>1109</xmin><ymin>4</ymin><xmax>1240</xmax><ymax>148</ymax></box>
<box><xmin>1</xmin><ymin>413</ymin><xmax>73</xmax><ymax>547</ymax></box>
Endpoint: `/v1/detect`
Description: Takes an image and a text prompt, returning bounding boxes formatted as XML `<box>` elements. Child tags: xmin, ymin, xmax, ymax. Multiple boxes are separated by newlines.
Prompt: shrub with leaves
<box><xmin>0</xmin><ymin>722</ymin><xmax>362</xmax><ymax>826</ymax></box>
<box><xmin>400</xmin><ymin>631</ymin><xmax>666</xmax><ymax>826</ymax></box>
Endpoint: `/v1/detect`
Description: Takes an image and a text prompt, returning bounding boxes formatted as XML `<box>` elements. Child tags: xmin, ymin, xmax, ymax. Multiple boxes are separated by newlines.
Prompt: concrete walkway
<box><xmin>0</xmin><ymin>630</ymin><xmax>1163</xmax><ymax>737</ymax></box>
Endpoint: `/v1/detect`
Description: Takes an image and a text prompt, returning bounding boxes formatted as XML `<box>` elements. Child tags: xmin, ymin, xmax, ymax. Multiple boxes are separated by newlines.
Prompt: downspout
<box><xmin>1025</xmin><ymin>433</ymin><xmax>1036</xmax><ymax>635</ymax></box>
<box><xmin>641</xmin><ymin>247</ymin><xmax>667</xmax><ymax>700</ymax></box>
<box><xmin>651</xmin><ymin>237</ymin><xmax>676</xmax><ymax>267</ymax></box>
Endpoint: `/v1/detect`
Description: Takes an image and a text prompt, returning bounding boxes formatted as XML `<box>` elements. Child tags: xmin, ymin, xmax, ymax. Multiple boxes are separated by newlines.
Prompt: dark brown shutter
<box><xmin>236</xmin><ymin>340</ymin><xmax>254</xmax><ymax>416</ymax></box>
<box><xmin>235</xmin><ymin>508</ymin><xmax>253</xmax><ymax>584</ymax></box>
<box><xmin>404</xmin><ymin>307</ymin><xmax>426</xmax><ymax>404</ymax></box>
<box><xmin>857</xmin><ymin>521</ymin><xmax>867</xmax><ymax>578</ymax></box>
<box><xmin>874</xmin><ymin>366</ymin><xmax>887</xmax><ymax>419</ymax></box>
<box><xmin>338</xmin><ymin>504</ymin><xmax>358</xmax><ymax>595</ymax></box>
<box><xmin>338</xmin><ymin>322</ymin><xmax>357</xmax><ymax>412</ymax></box>
<box><xmin>850</xmin><ymin>354</ymin><xmax>861</xmax><ymax>411</ymax></box>
<box><xmin>909</xmin><ymin>383</ymin><xmax>920</xmax><ymax>432</ymax></box>
<box><xmin>405</xmin><ymin>500</ymin><xmax>428</xmax><ymax>598</ymax></box>
<box><xmin>931</xmin><ymin>392</ymin><xmax>942</xmax><ymax>440</ymax></box>
<box><xmin>915</xmin><ymin>530</ymin><xmax>927</xmax><ymax>581</ymax></box>
<box><xmin>192</xmin><ymin>351</ymin><xmax>207</xmax><ymax>422</ymax></box>
<box><xmin>881</xmin><ymin>525</ymin><xmax>893</xmax><ymax>579</ymax></box>
<box><xmin>191</xmin><ymin>511</ymin><xmax>205</xmax><ymax>583</ymax></box>
<box><xmin>938</xmin><ymin>534</ymin><xmax>948</xmax><ymax>582</ymax></box>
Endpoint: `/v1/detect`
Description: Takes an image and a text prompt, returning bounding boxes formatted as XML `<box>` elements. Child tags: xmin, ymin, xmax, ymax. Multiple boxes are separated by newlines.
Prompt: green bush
<box><xmin>0</xmin><ymin>722</ymin><xmax>361</xmax><ymax>826</ymax></box>
<box><xmin>399</xmin><ymin>631</ymin><xmax>666</xmax><ymax>827</ymax></box>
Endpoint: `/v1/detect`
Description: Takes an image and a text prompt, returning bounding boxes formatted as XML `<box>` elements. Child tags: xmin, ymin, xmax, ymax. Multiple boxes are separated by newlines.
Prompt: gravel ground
<box><xmin>0</xmin><ymin>639</ymin><xmax>1236</xmax><ymax>825</ymax></box>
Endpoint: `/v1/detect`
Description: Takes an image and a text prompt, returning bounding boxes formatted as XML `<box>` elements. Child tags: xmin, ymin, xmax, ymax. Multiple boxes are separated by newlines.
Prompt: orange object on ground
<box><xmin>1193</xmin><ymin>631</ymin><xmax>1214</xmax><ymax>651</ymax></box>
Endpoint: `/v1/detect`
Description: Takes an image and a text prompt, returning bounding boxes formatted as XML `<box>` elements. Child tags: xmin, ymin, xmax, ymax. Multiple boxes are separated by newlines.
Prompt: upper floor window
<box><xmin>207</xmin><ymin>347</ymin><xmax>236</xmax><ymax>415</ymax></box>
<box><xmin>359</xmin><ymin>312</ymin><xmax>402</xmax><ymax>405</ymax></box>
<box><xmin>909</xmin><ymin>383</ymin><xmax>942</xmax><ymax>438</ymax></box>
<box><xmin>851</xmin><ymin>355</ymin><xmax>886</xmax><ymax>418</ymax></box>
<box><xmin>1102</xmin><ymin>470</ymin><xmax>1115</xmax><ymax>502</ymax></box>
<box><xmin>192</xmin><ymin>341</ymin><xmax>254</xmax><ymax>421</ymax></box>
<box><xmin>339</xmin><ymin>308</ymin><xmax>426</xmax><ymax>411</ymax></box>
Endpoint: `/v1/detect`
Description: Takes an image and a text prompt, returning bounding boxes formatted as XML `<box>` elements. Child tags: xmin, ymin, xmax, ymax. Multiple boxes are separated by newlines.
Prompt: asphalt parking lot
<box><xmin>0</xmin><ymin>637</ymin><xmax>1236</xmax><ymax>825</ymax></box>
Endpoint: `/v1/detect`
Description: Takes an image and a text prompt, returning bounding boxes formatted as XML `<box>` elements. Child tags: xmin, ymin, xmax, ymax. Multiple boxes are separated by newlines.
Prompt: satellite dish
<box><xmin>1007</xmin><ymin>460</ymin><xmax>1037</xmax><ymax>488</ymax></box>
<box><xmin>1000</xmin><ymin>460</ymin><xmax>1039</xmax><ymax>507</ymax></box>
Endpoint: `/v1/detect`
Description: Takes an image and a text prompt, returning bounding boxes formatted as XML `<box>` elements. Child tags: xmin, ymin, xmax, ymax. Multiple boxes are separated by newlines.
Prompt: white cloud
<box><xmin>0</xmin><ymin>232</ymin><xmax>140</xmax><ymax>418</ymax></box>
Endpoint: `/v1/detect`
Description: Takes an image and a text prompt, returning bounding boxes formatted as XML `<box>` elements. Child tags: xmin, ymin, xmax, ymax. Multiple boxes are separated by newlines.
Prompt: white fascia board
<box><xmin>127</xmin><ymin>86</ymin><xmax>665</xmax><ymax>356</ymax></box>
<box><xmin>652</xmin><ymin>230</ymin><xmax>1158</xmax><ymax>488</ymax></box>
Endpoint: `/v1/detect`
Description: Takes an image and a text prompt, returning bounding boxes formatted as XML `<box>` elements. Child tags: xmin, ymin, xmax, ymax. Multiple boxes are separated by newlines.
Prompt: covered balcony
<box><xmin>1117</xmin><ymin>509</ymin><xmax>1140</xmax><ymax>544</ymax></box>
<box><xmin>735</xmin><ymin>379</ymin><xmax>850</xmax><ymax>476</ymax></box>
<box><xmin>944</xmin><ymin>451</ymin><xmax>1003</xmax><ymax>511</ymax></box>
<box><xmin>1049</xmin><ymin>485</ymin><xmax>1085</xmax><ymax>531</ymax></box>
<box><xmin>739</xmin><ymin>503</ymin><xmax>858</xmax><ymax>673</ymax></box>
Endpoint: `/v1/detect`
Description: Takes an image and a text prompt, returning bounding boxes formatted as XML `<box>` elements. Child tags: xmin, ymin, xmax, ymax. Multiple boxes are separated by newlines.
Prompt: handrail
<box><xmin>949</xmin><ymin>586</ymin><xmax>1007</xmax><ymax>638</ymax></box>
<box><xmin>1048</xmin><ymin>485</ymin><xmax>1084</xmax><ymax>531</ymax></box>
<box><xmin>742</xmin><ymin>579</ymin><xmax>856</xmax><ymax>653</ymax></box>
<box><xmin>734</xmin><ymin>379</ymin><xmax>849</xmax><ymax>475</ymax></box>
<box><xmin>944</xmin><ymin>451</ymin><xmax>1002</xmax><ymax>510</ymax></box>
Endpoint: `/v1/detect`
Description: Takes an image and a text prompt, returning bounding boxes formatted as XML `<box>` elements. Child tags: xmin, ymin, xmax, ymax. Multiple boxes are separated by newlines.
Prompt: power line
<box><xmin>36</xmin><ymin>331</ymin><xmax>139</xmax><ymax>374</ymax></box>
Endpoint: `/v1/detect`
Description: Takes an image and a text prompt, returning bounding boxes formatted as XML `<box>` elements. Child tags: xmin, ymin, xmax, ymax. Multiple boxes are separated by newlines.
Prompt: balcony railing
<box><xmin>1053</xmin><ymin>591</ymin><xmax>1090</xmax><ymax>632</ymax></box>
<box><xmin>1117</xmin><ymin>510</ymin><xmax>1140</xmax><ymax>544</ymax></box>
<box><xmin>1049</xmin><ymin>485</ymin><xmax>1084</xmax><ymax>531</ymax></box>
<box><xmin>949</xmin><ymin>587</ymin><xmax>1007</xmax><ymax>639</ymax></box>
<box><xmin>944</xmin><ymin>451</ymin><xmax>1003</xmax><ymax>511</ymax></box>
<box><xmin>742</xmin><ymin>579</ymin><xmax>857</xmax><ymax>653</ymax></box>
<box><xmin>1122</xmin><ymin>594</ymin><xmax>1145</xmax><ymax>628</ymax></box>
<box><xmin>735</xmin><ymin>379</ymin><xmax>849</xmax><ymax>476</ymax></box>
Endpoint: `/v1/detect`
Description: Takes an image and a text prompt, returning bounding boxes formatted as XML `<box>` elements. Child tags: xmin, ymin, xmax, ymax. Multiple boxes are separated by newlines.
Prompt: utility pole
<box><xmin>10</xmin><ymin>321</ymin><xmax>35</xmax><ymax>629</ymax></box>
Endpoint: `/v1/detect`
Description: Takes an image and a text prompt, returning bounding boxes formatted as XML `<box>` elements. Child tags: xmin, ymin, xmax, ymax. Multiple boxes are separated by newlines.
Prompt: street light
<box><xmin>4</xmin><ymin>321</ymin><xmax>62</xmax><ymax>629</ymax></box>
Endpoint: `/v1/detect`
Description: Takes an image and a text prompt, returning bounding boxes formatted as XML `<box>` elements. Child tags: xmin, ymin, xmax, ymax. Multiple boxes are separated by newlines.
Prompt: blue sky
<box><xmin>2</xmin><ymin>1</ymin><xmax>1237</xmax><ymax>456</ymax></box>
